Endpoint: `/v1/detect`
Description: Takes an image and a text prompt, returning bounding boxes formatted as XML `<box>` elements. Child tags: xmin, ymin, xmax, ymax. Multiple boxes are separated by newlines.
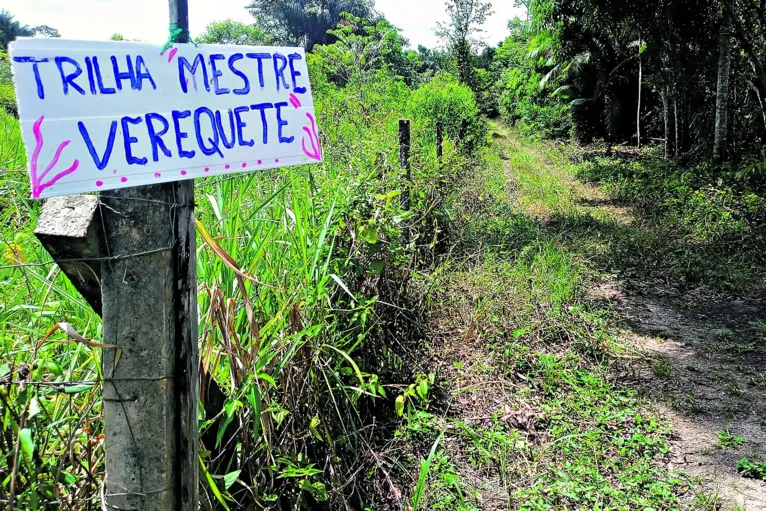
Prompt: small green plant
<box><xmin>717</xmin><ymin>430</ymin><xmax>744</xmax><ymax>452</ymax></box>
<box><xmin>396</xmin><ymin>373</ymin><xmax>435</xmax><ymax>417</ymax></box>
<box><xmin>650</xmin><ymin>358</ymin><xmax>672</xmax><ymax>378</ymax></box>
<box><xmin>687</xmin><ymin>393</ymin><xmax>705</xmax><ymax>414</ymax></box>
<box><xmin>0</xmin><ymin>82</ymin><xmax>16</xmax><ymax>116</ymax></box>
<box><xmin>751</xmin><ymin>372</ymin><xmax>766</xmax><ymax>388</ymax></box>
<box><xmin>737</xmin><ymin>457</ymin><xmax>766</xmax><ymax>480</ymax></box>
<box><xmin>412</xmin><ymin>434</ymin><xmax>443</xmax><ymax>511</ymax></box>
<box><xmin>693</xmin><ymin>488</ymin><xmax>722</xmax><ymax>510</ymax></box>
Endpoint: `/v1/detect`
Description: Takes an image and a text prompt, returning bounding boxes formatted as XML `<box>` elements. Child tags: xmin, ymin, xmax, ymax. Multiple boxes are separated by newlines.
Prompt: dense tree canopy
<box><xmin>490</xmin><ymin>0</ymin><xmax>766</xmax><ymax>171</ymax></box>
<box><xmin>0</xmin><ymin>10</ymin><xmax>60</xmax><ymax>49</ymax></box>
<box><xmin>197</xmin><ymin>20</ymin><xmax>273</xmax><ymax>46</ymax></box>
<box><xmin>246</xmin><ymin>0</ymin><xmax>376</xmax><ymax>49</ymax></box>
<box><xmin>436</xmin><ymin>0</ymin><xmax>493</xmax><ymax>90</ymax></box>
<box><xmin>0</xmin><ymin>10</ymin><xmax>34</xmax><ymax>50</ymax></box>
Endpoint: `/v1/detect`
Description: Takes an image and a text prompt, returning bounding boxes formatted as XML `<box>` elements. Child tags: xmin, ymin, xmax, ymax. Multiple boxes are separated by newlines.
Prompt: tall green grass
<box><xmin>1</xmin><ymin>108</ymin><xmax>106</xmax><ymax>508</ymax></box>
<box><xmin>0</xmin><ymin>62</ymin><xmax>483</xmax><ymax>508</ymax></box>
<box><xmin>191</xmin><ymin>69</ymin><xmax>479</xmax><ymax>507</ymax></box>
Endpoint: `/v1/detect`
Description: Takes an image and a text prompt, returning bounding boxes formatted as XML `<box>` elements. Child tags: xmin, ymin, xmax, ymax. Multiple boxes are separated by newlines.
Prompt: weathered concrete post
<box><xmin>436</xmin><ymin>121</ymin><xmax>443</xmax><ymax>163</ymax></box>
<box><xmin>99</xmin><ymin>1</ymin><xmax>198</xmax><ymax>508</ymax></box>
<box><xmin>399</xmin><ymin>119</ymin><xmax>411</xmax><ymax>210</ymax></box>
<box><xmin>35</xmin><ymin>195</ymin><xmax>102</xmax><ymax>315</ymax></box>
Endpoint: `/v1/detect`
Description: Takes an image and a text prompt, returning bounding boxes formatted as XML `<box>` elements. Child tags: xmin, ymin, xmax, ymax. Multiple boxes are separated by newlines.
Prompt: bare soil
<box><xmin>588</xmin><ymin>252</ymin><xmax>766</xmax><ymax>510</ymax></box>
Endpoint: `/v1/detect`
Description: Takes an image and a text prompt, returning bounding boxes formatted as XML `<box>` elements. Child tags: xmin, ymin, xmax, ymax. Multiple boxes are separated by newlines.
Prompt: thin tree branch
<box><xmin>723</xmin><ymin>0</ymin><xmax>766</xmax><ymax>100</ymax></box>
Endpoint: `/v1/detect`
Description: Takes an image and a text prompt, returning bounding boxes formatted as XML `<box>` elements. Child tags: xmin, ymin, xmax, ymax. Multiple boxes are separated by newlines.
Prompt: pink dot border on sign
<box><xmin>92</xmin><ymin>157</ymin><xmax>299</xmax><ymax>189</ymax></box>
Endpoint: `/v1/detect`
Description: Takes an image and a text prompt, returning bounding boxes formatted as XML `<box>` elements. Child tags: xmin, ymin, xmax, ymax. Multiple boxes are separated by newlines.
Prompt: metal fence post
<box><xmin>436</xmin><ymin>121</ymin><xmax>444</xmax><ymax>163</ymax></box>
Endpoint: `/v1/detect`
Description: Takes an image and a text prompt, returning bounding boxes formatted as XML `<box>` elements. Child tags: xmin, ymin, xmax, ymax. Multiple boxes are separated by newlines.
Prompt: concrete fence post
<box><xmin>399</xmin><ymin>119</ymin><xmax>411</xmax><ymax>210</ymax></box>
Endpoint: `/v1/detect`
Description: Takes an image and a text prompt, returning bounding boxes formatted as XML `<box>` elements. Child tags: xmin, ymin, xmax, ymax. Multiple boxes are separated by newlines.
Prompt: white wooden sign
<box><xmin>9</xmin><ymin>39</ymin><xmax>322</xmax><ymax>199</ymax></box>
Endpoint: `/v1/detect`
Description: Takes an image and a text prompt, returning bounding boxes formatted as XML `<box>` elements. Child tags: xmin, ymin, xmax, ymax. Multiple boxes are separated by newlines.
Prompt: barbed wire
<box><xmin>0</xmin><ymin>376</ymin><xmax>171</xmax><ymax>387</ymax></box>
<box><xmin>0</xmin><ymin>193</ymin><xmax>187</xmax><ymax>271</ymax></box>
<box><xmin>0</xmin><ymin>244</ymin><xmax>178</xmax><ymax>271</ymax></box>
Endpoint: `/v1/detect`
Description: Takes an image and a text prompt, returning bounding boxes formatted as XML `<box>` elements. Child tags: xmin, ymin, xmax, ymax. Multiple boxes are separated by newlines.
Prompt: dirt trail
<box><xmin>424</xmin><ymin>129</ymin><xmax>766</xmax><ymax>510</ymax></box>
<box><xmin>592</xmin><ymin>281</ymin><xmax>766</xmax><ymax>509</ymax></box>
<box><xmin>576</xmin><ymin>205</ymin><xmax>766</xmax><ymax>507</ymax></box>
<box><xmin>503</xmin><ymin>131</ymin><xmax>766</xmax><ymax>508</ymax></box>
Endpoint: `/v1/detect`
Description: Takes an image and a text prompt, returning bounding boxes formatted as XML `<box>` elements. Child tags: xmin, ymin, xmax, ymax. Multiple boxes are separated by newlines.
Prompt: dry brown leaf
<box><xmin>39</xmin><ymin>322</ymin><xmax>122</xmax><ymax>371</ymax></box>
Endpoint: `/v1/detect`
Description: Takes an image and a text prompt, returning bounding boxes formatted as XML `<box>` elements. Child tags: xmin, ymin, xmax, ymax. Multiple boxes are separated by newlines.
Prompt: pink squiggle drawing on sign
<box><xmin>301</xmin><ymin>112</ymin><xmax>322</xmax><ymax>161</ymax></box>
<box><xmin>30</xmin><ymin>116</ymin><xmax>79</xmax><ymax>198</ymax></box>
<box><xmin>289</xmin><ymin>93</ymin><xmax>302</xmax><ymax>109</ymax></box>
<box><xmin>160</xmin><ymin>48</ymin><xmax>178</xmax><ymax>64</ymax></box>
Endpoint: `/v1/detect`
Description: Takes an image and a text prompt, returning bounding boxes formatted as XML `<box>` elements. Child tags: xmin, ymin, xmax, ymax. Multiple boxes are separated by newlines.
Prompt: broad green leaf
<box><xmin>299</xmin><ymin>479</ymin><xmax>328</xmax><ymax>501</ymax></box>
<box><xmin>216</xmin><ymin>400</ymin><xmax>241</xmax><ymax>448</ymax></box>
<box><xmin>258</xmin><ymin>373</ymin><xmax>277</xmax><ymax>388</ymax></box>
<box><xmin>200</xmin><ymin>456</ymin><xmax>229</xmax><ymax>511</ymax></box>
<box><xmin>246</xmin><ymin>386</ymin><xmax>262</xmax><ymax>441</ymax></box>
<box><xmin>323</xmin><ymin>344</ymin><xmax>364</xmax><ymax>386</ymax></box>
<box><xmin>309</xmin><ymin>416</ymin><xmax>323</xmax><ymax>442</ymax></box>
<box><xmin>417</xmin><ymin>380</ymin><xmax>428</xmax><ymax>400</ymax></box>
<box><xmin>358</xmin><ymin>224</ymin><xmax>379</xmax><ymax>244</ymax></box>
<box><xmin>60</xmin><ymin>471</ymin><xmax>77</xmax><ymax>486</ymax></box>
<box><xmin>19</xmin><ymin>428</ymin><xmax>34</xmax><ymax>461</ymax></box>
<box><xmin>206</xmin><ymin>194</ymin><xmax>222</xmax><ymax>221</ymax></box>
<box><xmin>395</xmin><ymin>395</ymin><xmax>405</xmax><ymax>417</ymax></box>
<box><xmin>62</xmin><ymin>384</ymin><xmax>94</xmax><ymax>394</ymax></box>
<box><xmin>28</xmin><ymin>398</ymin><xmax>41</xmax><ymax>420</ymax></box>
<box><xmin>367</xmin><ymin>260</ymin><xmax>385</xmax><ymax>276</ymax></box>
<box><xmin>223</xmin><ymin>470</ymin><xmax>241</xmax><ymax>490</ymax></box>
<box><xmin>330</xmin><ymin>274</ymin><xmax>355</xmax><ymax>302</ymax></box>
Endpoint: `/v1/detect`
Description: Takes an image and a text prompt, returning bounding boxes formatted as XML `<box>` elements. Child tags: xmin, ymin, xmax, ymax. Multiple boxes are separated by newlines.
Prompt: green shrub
<box><xmin>0</xmin><ymin>35</ymin><xmax>481</xmax><ymax>507</ymax></box>
<box><xmin>0</xmin><ymin>51</ymin><xmax>12</xmax><ymax>84</ymax></box>
<box><xmin>576</xmin><ymin>154</ymin><xmax>766</xmax><ymax>291</ymax></box>
<box><xmin>0</xmin><ymin>52</ymin><xmax>15</xmax><ymax>116</ymax></box>
<box><xmin>0</xmin><ymin>82</ymin><xmax>17</xmax><ymax>117</ymax></box>
<box><xmin>408</xmin><ymin>73</ymin><xmax>487</xmax><ymax>151</ymax></box>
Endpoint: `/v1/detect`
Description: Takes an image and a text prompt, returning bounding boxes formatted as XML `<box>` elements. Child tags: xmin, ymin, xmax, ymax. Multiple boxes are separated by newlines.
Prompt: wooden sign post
<box><xmin>10</xmin><ymin>0</ymin><xmax>322</xmax><ymax>507</ymax></box>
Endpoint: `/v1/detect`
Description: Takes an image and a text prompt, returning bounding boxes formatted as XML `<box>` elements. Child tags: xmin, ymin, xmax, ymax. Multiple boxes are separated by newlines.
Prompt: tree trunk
<box><xmin>637</xmin><ymin>51</ymin><xmax>642</xmax><ymax>149</ymax></box>
<box><xmin>732</xmin><ymin>79</ymin><xmax>737</xmax><ymax>155</ymax></box>
<box><xmin>662</xmin><ymin>85</ymin><xmax>674</xmax><ymax>159</ymax></box>
<box><xmin>714</xmin><ymin>13</ymin><xmax>733</xmax><ymax>163</ymax></box>
<box><xmin>673</xmin><ymin>82</ymin><xmax>688</xmax><ymax>158</ymax></box>
<box><xmin>674</xmin><ymin>94</ymin><xmax>680</xmax><ymax>158</ymax></box>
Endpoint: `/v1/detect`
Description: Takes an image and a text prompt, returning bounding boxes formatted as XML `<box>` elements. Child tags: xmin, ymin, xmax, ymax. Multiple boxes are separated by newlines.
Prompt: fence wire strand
<box><xmin>0</xmin><ymin>191</ymin><xmax>193</xmax><ymax>507</ymax></box>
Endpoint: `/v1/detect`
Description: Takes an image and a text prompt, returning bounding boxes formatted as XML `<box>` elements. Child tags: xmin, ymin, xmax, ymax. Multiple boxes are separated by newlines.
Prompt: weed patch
<box><xmin>398</xmin><ymin>123</ymin><xmax>686</xmax><ymax>509</ymax></box>
<box><xmin>576</xmin><ymin>152</ymin><xmax>766</xmax><ymax>293</ymax></box>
